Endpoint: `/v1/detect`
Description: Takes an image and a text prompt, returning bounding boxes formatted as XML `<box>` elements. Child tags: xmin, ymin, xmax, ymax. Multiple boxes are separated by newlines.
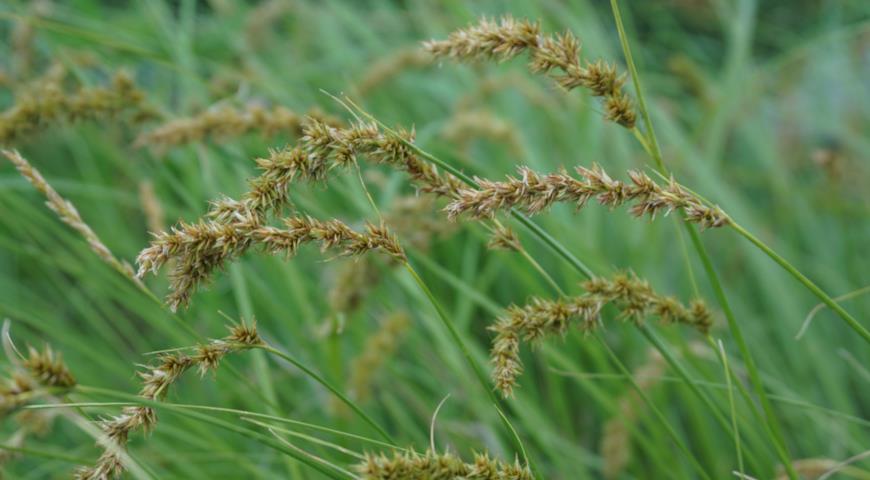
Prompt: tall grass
<box><xmin>1</xmin><ymin>1</ymin><xmax>869</xmax><ymax>479</ymax></box>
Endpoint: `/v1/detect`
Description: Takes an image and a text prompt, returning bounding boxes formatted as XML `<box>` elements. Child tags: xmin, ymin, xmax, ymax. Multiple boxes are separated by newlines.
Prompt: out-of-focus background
<box><xmin>1</xmin><ymin>1</ymin><xmax>868</xmax><ymax>478</ymax></box>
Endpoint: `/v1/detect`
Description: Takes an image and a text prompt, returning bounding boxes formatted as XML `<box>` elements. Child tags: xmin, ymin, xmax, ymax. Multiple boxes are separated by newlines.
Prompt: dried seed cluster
<box><xmin>137</xmin><ymin>116</ymin><xmax>462</xmax><ymax>310</ymax></box>
<box><xmin>135</xmin><ymin>104</ymin><xmax>342</xmax><ymax>149</ymax></box>
<box><xmin>425</xmin><ymin>16</ymin><xmax>636</xmax><ymax>127</ymax></box>
<box><xmin>1</xmin><ymin>345</ymin><xmax>76</xmax><ymax>417</ymax></box>
<box><xmin>76</xmin><ymin>322</ymin><xmax>262</xmax><ymax>480</ymax></box>
<box><xmin>490</xmin><ymin>273</ymin><xmax>712</xmax><ymax>397</ymax></box>
<box><xmin>137</xmin><ymin>212</ymin><xmax>406</xmax><ymax>311</ymax></box>
<box><xmin>356</xmin><ymin>449</ymin><xmax>532</xmax><ymax>480</ymax></box>
<box><xmin>2</xmin><ymin>150</ymin><xmax>138</xmax><ymax>281</ymax></box>
<box><xmin>300</xmin><ymin>119</ymin><xmax>463</xmax><ymax>198</ymax></box>
<box><xmin>447</xmin><ymin>165</ymin><xmax>730</xmax><ymax>230</ymax></box>
<box><xmin>0</xmin><ymin>72</ymin><xmax>146</xmax><ymax>144</ymax></box>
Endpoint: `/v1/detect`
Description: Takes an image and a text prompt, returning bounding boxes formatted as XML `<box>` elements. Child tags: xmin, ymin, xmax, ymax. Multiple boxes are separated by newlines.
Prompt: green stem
<box><xmin>730</xmin><ymin>222</ymin><xmax>870</xmax><ymax>343</ymax></box>
<box><xmin>402</xmin><ymin>262</ymin><xmax>541</xmax><ymax>479</ymax></box>
<box><xmin>609</xmin><ymin>0</ymin><xmax>797</xmax><ymax>476</ymax></box>
<box><xmin>255</xmin><ymin>345</ymin><xmax>396</xmax><ymax>446</ymax></box>
<box><xmin>597</xmin><ymin>335</ymin><xmax>713</xmax><ymax>480</ymax></box>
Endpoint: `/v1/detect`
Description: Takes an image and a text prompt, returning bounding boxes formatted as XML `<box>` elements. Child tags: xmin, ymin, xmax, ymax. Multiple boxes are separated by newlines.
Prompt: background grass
<box><xmin>1</xmin><ymin>0</ymin><xmax>869</xmax><ymax>478</ymax></box>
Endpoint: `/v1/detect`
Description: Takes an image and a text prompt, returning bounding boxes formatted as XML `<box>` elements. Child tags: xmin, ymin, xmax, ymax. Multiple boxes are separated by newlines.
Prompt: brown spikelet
<box><xmin>487</xmin><ymin>223</ymin><xmax>522</xmax><ymax>252</ymax></box>
<box><xmin>76</xmin><ymin>321</ymin><xmax>261</xmax><ymax>479</ymax></box>
<box><xmin>490</xmin><ymin>272</ymin><xmax>712</xmax><ymax>396</ymax></box>
<box><xmin>446</xmin><ymin>164</ymin><xmax>730</xmax><ymax>230</ymax></box>
<box><xmin>21</xmin><ymin>346</ymin><xmax>76</xmax><ymax>389</ymax></box>
<box><xmin>355</xmin><ymin>448</ymin><xmax>533</xmax><ymax>480</ymax></box>
<box><xmin>425</xmin><ymin>16</ymin><xmax>637</xmax><ymax>128</ymax></box>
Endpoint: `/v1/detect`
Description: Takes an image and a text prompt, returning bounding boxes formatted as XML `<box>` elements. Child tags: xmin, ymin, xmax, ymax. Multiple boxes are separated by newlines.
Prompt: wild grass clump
<box><xmin>1</xmin><ymin>5</ymin><xmax>867</xmax><ymax>480</ymax></box>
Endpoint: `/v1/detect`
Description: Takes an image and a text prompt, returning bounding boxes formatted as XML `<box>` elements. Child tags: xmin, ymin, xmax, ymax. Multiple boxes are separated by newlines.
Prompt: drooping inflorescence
<box><xmin>490</xmin><ymin>272</ymin><xmax>713</xmax><ymax>397</ymax></box>
<box><xmin>135</xmin><ymin>104</ymin><xmax>342</xmax><ymax>150</ymax></box>
<box><xmin>446</xmin><ymin>164</ymin><xmax>730</xmax><ymax>230</ymax></box>
<box><xmin>425</xmin><ymin>16</ymin><xmax>637</xmax><ymax>127</ymax></box>
<box><xmin>2</xmin><ymin>150</ymin><xmax>139</xmax><ymax>282</ymax></box>
<box><xmin>137</xmin><ymin>212</ymin><xmax>406</xmax><ymax>311</ymax></box>
<box><xmin>356</xmin><ymin>448</ymin><xmax>533</xmax><ymax>480</ymax></box>
<box><xmin>0</xmin><ymin>71</ymin><xmax>147</xmax><ymax>145</ymax></box>
<box><xmin>76</xmin><ymin>322</ymin><xmax>262</xmax><ymax>480</ymax></box>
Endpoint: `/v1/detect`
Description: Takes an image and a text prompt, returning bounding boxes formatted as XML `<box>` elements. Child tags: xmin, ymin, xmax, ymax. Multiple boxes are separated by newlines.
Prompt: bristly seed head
<box><xmin>425</xmin><ymin>16</ymin><xmax>637</xmax><ymax>128</ymax></box>
<box><xmin>489</xmin><ymin>272</ymin><xmax>713</xmax><ymax>397</ymax></box>
<box><xmin>445</xmin><ymin>164</ymin><xmax>730</xmax><ymax>230</ymax></box>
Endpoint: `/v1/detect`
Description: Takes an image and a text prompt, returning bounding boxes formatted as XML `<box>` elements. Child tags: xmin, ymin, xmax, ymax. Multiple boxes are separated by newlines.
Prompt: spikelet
<box><xmin>76</xmin><ymin>321</ymin><xmax>262</xmax><ymax>480</ymax></box>
<box><xmin>0</xmin><ymin>71</ymin><xmax>147</xmax><ymax>145</ymax></box>
<box><xmin>446</xmin><ymin>164</ymin><xmax>730</xmax><ymax>230</ymax></box>
<box><xmin>2</xmin><ymin>150</ymin><xmax>139</xmax><ymax>282</ymax></box>
<box><xmin>487</xmin><ymin>223</ymin><xmax>521</xmax><ymax>252</ymax></box>
<box><xmin>356</xmin><ymin>448</ymin><xmax>533</xmax><ymax>480</ymax></box>
<box><xmin>425</xmin><ymin>16</ymin><xmax>637</xmax><ymax>127</ymax></box>
<box><xmin>1</xmin><ymin>343</ymin><xmax>77</xmax><ymax>418</ymax></box>
<box><xmin>490</xmin><ymin>272</ymin><xmax>712</xmax><ymax>396</ymax></box>
<box><xmin>0</xmin><ymin>339</ymin><xmax>74</xmax><ymax>466</ymax></box>
<box><xmin>346</xmin><ymin>312</ymin><xmax>411</xmax><ymax>403</ymax></box>
<box><xmin>137</xmin><ymin>213</ymin><xmax>407</xmax><ymax>311</ymax></box>
<box><xmin>135</xmin><ymin>104</ymin><xmax>342</xmax><ymax>150</ymax></box>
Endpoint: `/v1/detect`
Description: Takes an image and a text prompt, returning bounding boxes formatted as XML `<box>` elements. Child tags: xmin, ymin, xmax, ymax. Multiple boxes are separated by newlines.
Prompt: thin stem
<box><xmin>402</xmin><ymin>262</ymin><xmax>541</xmax><ymax>479</ymax></box>
<box><xmin>255</xmin><ymin>345</ymin><xmax>396</xmax><ymax>446</ymax></box>
<box><xmin>716</xmin><ymin>338</ymin><xmax>744</xmax><ymax>475</ymax></box>
<box><xmin>730</xmin><ymin>222</ymin><xmax>870</xmax><ymax>343</ymax></box>
<box><xmin>609</xmin><ymin>0</ymin><xmax>798</xmax><ymax>476</ymax></box>
<box><xmin>596</xmin><ymin>335</ymin><xmax>713</xmax><ymax>480</ymax></box>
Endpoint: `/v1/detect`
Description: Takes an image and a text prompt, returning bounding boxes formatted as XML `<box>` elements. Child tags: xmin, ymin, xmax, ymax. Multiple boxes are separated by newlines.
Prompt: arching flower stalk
<box><xmin>446</xmin><ymin>164</ymin><xmax>730</xmax><ymax>230</ymax></box>
<box><xmin>424</xmin><ymin>16</ymin><xmax>637</xmax><ymax>127</ymax></box>
<box><xmin>490</xmin><ymin>272</ymin><xmax>713</xmax><ymax>397</ymax></box>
